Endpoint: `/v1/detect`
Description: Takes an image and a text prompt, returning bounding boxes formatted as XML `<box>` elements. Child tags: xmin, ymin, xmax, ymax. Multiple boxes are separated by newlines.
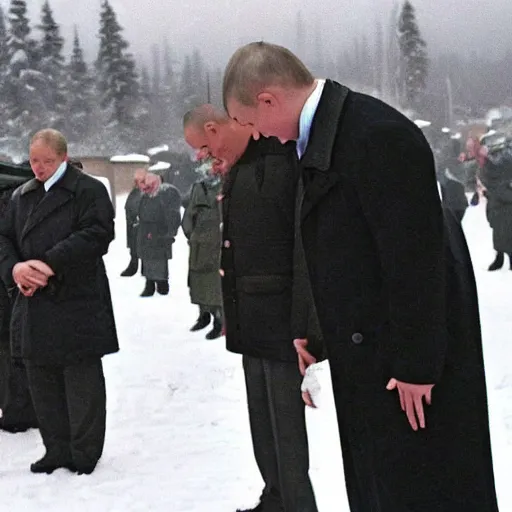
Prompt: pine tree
<box><xmin>4</xmin><ymin>0</ymin><xmax>47</xmax><ymax>153</ymax></box>
<box><xmin>397</xmin><ymin>1</ymin><xmax>428</xmax><ymax>108</ymax></box>
<box><xmin>0</xmin><ymin>6</ymin><xmax>8</xmax><ymax>137</ymax></box>
<box><xmin>0</xmin><ymin>7</ymin><xmax>8</xmax><ymax>69</ymax></box>
<box><xmin>374</xmin><ymin>21</ymin><xmax>384</xmax><ymax>96</ymax></box>
<box><xmin>65</xmin><ymin>27</ymin><xmax>94</xmax><ymax>144</ymax></box>
<box><xmin>295</xmin><ymin>11</ymin><xmax>306</xmax><ymax>61</ymax></box>
<box><xmin>161</xmin><ymin>38</ymin><xmax>179</xmax><ymax>140</ymax></box>
<box><xmin>96</xmin><ymin>0</ymin><xmax>140</xmax><ymax>149</ymax></box>
<box><xmin>38</xmin><ymin>0</ymin><xmax>66</xmax><ymax>128</ymax></box>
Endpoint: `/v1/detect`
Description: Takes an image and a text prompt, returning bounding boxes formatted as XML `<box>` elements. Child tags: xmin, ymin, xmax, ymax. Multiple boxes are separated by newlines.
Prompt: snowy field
<box><xmin>1</xmin><ymin>195</ymin><xmax>511</xmax><ymax>511</ymax></box>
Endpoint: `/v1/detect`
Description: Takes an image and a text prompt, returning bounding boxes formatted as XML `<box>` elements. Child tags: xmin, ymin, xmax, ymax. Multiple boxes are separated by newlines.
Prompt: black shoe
<box><xmin>120</xmin><ymin>258</ymin><xmax>138</xmax><ymax>277</ymax></box>
<box><xmin>0</xmin><ymin>421</ymin><xmax>38</xmax><ymax>433</ymax></box>
<box><xmin>190</xmin><ymin>311</ymin><xmax>211</xmax><ymax>332</ymax></box>
<box><xmin>76</xmin><ymin>466</ymin><xmax>96</xmax><ymax>475</ymax></box>
<box><xmin>205</xmin><ymin>318</ymin><xmax>223</xmax><ymax>340</ymax></box>
<box><xmin>156</xmin><ymin>280</ymin><xmax>169</xmax><ymax>295</ymax></box>
<box><xmin>236</xmin><ymin>506</ymin><xmax>263</xmax><ymax>512</ymax></box>
<box><xmin>140</xmin><ymin>280</ymin><xmax>156</xmax><ymax>297</ymax></box>
<box><xmin>488</xmin><ymin>252</ymin><xmax>504</xmax><ymax>271</ymax></box>
<box><xmin>30</xmin><ymin>454</ymin><xmax>76</xmax><ymax>474</ymax></box>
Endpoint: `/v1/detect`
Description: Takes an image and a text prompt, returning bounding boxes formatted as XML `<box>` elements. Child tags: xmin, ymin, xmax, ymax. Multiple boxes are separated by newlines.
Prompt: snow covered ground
<box><xmin>1</xmin><ymin>195</ymin><xmax>511</xmax><ymax>511</ymax></box>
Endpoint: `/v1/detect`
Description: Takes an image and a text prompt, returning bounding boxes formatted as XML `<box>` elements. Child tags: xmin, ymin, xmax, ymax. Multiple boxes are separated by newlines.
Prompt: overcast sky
<box><xmin>2</xmin><ymin>0</ymin><xmax>511</xmax><ymax>67</ymax></box>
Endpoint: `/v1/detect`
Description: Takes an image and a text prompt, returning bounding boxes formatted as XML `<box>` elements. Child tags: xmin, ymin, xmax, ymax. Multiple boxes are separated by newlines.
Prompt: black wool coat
<box><xmin>221</xmin><ymin>137</ymin><xmax>303</xmax><ymax>362</ymax></box>
<box><xmin>0</xmin><ymin>164</ymin><xmax>119</xmax><ymax>365</ymax></box>
<box><xmin>299</xmin><ymin>81</ymin><xmax>498</xmax><ymax>511</ymax></box>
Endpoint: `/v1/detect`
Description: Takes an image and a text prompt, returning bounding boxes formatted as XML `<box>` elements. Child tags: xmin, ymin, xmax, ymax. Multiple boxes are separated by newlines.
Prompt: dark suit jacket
<box><xmin>0</xmin><ymin>164</ymin><xmax>119</xmax><ymax>364</ymax></box>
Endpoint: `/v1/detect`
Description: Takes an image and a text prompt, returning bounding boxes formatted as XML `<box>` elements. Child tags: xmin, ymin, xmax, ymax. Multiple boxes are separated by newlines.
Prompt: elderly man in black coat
<box><xmin>0</xmin><ymin>129</ymin><xmax>119</xmax><ymax>475</ymax></box>
<box><xmin>223</xmin><ymin>42</ymin><xmax>499</xmax><ymax>512</ymax></box>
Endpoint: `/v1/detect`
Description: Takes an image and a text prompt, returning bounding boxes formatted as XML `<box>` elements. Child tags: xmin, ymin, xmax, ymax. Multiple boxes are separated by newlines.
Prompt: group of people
<box><xmin>0</xmin><ymin>40</ymin><xmax>502</xmax><ymax>512</ymax></box>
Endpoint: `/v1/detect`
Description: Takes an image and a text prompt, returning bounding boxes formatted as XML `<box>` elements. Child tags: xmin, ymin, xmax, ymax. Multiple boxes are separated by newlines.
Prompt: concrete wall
<box><xmin>76</xmin><ymin>157</ymin><xmax>149</xmax><ymax>216</ymax></box>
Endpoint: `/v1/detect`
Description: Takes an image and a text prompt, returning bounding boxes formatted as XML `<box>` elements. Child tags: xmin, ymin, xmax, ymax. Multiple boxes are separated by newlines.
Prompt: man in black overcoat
<box><xmin>223</xmin><ymin>42</ymin><xmax>499</xmax><ymax>512</ymax></box>
<box><xmin>184</xmin><ymin>104</ymin><xmax>320</xmax><ymax>512</ymax></box>
<box><xmin>0</xmin><ymin>129</ymin><xmax>119</xmax><ymax>475</ymax></box>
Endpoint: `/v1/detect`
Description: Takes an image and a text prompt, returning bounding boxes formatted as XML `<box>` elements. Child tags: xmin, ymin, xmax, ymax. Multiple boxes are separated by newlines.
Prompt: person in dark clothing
<box><xmin>435</xmin><ymin>136</ymin><xmax>468</xmax><ymax>223</ymax></box>
<box><xmin>223</xmin><ymin>42</ymin><xmax>499</xmax><ymax>512</ymax></box>
<box><xmin>133</xmin><ymin>169</ymin><xmax>182</xmax><ymax>297</ymax></box>
<box><xmin>184</xmin><ymin>104</ymin><xmax>319</xmax><ymax>512</ymax></box>
<box><xmin>120</xmin><ymin>185</ymin><xmax>143</xmax><ymax>277</ymax></box>
<box><xmin>478</xmin><ymin>143</ymin><xmax>512</xmax><ymax>271</ymax></box>
<box><xmin>0</xmin><ymin>162</ymin><xmax>38</xmax><ymax>434</ymax></box>
<box><xmin>0</xmin><ymin>129</ymin><xmax>119</xmax><ymax>475</ymax></box>
<box><xmin>182</xmin><ymin>164</ymin><xmax>223</xmax><ymax>340</ymax></box>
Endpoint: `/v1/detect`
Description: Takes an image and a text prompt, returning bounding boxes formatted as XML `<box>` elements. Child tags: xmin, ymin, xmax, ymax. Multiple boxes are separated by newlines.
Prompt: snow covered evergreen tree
<box><xmin>65</xmin><ymin>27</ymin><xmax>94</xmax><ymax>144</ymax></box>
<box><xmin>0</xmin><ymin>6</ymin><xmax>9</xmax><ymax>138</ymax></box>
<box><xmin>38</xmin><ymin>0</ymin><xmax>66</xmax><ymax>129</ymax></box>
<box><xmin>95</xmin><ymin>0</ymin><xmax>140</xmax><ymax>151</ymax></box>
<box><xmin>4</xmin><ymin>0</ymin><xmax>47</xmax><ymax>155</ymax></box>
<box><xmin>397</xmin><ymin>1</ymin><xmax>428</xmax><ymax>108</ymax></box>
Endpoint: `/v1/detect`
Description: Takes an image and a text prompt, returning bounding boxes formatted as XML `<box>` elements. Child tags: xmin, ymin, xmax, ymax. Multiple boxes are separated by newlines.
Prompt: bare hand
<box><xmin>26</xmin><ymin>260</ymin><xmax>55</xmax><ymax>278</ymax></box>
<box><xmin>302</xmin><ymin>390</ymin><xmax>316</xmax><ymax>408</ymax></box>
<box><xmin>12</xmin><ymin>262</ymin><xmax>49</xmax><ymax>290</ymax></box>
<box><xmin>293</xmin><ymin>338</ymin><xmax>316</xmax><ymax>377</ymax></box>
<box><xmin>386</xmin><ymin>378</ymin><xmax>434</xmax><ymax>431</ymax></box>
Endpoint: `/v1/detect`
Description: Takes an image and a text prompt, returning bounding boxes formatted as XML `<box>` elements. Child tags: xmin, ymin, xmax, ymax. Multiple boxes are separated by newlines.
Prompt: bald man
<box><xmin>184</xmin><ymin>105</ymin><xmax>321</xmax><ymax>512</ymax></box>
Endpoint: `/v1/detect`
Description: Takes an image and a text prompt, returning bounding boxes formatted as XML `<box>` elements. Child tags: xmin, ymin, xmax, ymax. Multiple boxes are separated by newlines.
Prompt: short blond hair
<box><xmin>222</xmin><ymin>41</ymin><xmax>314</xmax><ymax>108</ymax></box>
<box><xmin>31</xmin><ymin>128</ymin><xmax>68</xmax><ymax>156</ymax></box>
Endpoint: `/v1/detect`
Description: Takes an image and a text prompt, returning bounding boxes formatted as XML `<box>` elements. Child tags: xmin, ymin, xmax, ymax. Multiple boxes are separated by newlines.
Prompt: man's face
<box><xmin>29</xmin><ymin>141</ymin><xmax>66</xmax><ymax>183</ymax></box>
<box><xmin>226</xmin><ymin>97</ymin><xmax>297</xmax><ymax>143</ymax></box>
<box><xmin>184</xmin><ymin>120</ymin><xmax>243</xmax><ymax>171</ymax></box>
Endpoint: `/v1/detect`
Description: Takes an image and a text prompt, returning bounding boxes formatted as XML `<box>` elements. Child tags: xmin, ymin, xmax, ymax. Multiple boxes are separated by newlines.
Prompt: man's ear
<box><xmin>256</xmin><ymin>92</ymin><xmax>277</xmax><ymax>107</ymax></box>
<box><xmin>204</xmin><ymin>121</ymin><xmax>217</xmax><ymax>135</ymax></box>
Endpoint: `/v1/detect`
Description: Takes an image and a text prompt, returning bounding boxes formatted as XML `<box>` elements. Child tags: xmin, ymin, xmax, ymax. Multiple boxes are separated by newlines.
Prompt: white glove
<box><xmin>301</xmin><ymin>364</ymin><xmax>322</xmax><ymax>408</ymax></box>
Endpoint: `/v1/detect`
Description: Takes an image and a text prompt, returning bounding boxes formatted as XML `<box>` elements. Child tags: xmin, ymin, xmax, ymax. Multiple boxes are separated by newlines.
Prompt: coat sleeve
<box><xmin>354</xmin><ymin>122</ymin><xmax>447</xmax><ymax>384</ymax></box>
<box><xmin>43</xmin><ymin>181</ymin><xmax>115</xmax><ymax>274</ymax></box>
<box><xmin>0</xmin><ymin>191</ymin><xmax>22</xmax><ymax>288</ymax></box>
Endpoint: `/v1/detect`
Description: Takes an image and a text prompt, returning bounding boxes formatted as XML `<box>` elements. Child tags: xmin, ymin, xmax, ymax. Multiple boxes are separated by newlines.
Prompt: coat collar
<box><xmin>300</xmin><ymin>80</ymin><xmax>350</xmax><ymax>172</ymax></box>
<box><xmin>299</xmin><ymin>81</ymin><xmax>351</xmax><ymax>221</ymax></box>
<box><xmin>20</xmin><ymin>164</ymin><xmax>82</xmax><ymax>240</ymax></box>
<box><xmin>20</xmin><ymin>163</ymin><xmax>81</xmax><ymax>196</ymax></box>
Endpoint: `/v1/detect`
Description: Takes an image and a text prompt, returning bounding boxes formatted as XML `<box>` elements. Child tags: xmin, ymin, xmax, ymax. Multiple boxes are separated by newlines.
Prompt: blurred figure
<box><xmin>436</xmin><ymin>134</ymin><xmax>468</xmax><ymax>223</ymax></box>
<box><xmin>182</xmin><ymin>160</ymin><xmax>223</xmax><ymax>339</ymax></box>
<box><xmin>120</xmin><ymin>180</ymin><xmax>143</xmax><ymax>277</ymax></box>
<box><xmin>134</xmin><ymin>169</ymin><xmax>182</xmax><ymax>297</ymax></box>
<box><xmin>0</xmin><ymin>161</ymin><xmax>37</xmax><ymax>434</ymax></box>
<box><xmin>479</xmin><ymin>141</ymin><xmax>512</xmax><ymax>270</ymax></box>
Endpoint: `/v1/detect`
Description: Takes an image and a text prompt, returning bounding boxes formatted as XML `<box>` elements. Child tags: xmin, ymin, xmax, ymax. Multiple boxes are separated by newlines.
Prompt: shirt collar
<box><xmin>44</xmin><ymin>161</ymin><xmax>68</xmax><ymax>191</ymax></box>
<box><xmin>296</xmin><ymin>79</ymin><xmax>326</xmax><ymax>159</ymax></box>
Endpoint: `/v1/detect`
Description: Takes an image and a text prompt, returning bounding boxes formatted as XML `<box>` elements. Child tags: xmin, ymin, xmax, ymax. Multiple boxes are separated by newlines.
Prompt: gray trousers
<box><xmin>242</xmin><ymin>355</ymin><xmax>318</xmax><ymax>512</ymax></box>
<box><xmin>25</xmin><ymin>358</ymin><xmax>106</xmax><ymax>472</ymax></box>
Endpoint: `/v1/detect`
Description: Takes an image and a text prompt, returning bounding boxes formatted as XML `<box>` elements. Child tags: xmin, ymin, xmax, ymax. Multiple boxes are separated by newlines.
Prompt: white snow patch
<box><xmin>148</xmin><ymin>161</ymin><xmax>171</xmax><ymax>172</ymax></box>
<box><xmin>147</xmin><ymin>144</ymin><xmax>169</xmax><ymax>156</ymax></box>
<box><xmin>110</xmin><ymin>154</ymin><xmax>150</xmax><ymax>164</ymax></box>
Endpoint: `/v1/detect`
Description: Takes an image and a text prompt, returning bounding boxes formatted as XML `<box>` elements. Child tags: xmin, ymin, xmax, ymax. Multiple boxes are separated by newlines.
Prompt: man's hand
<box><xmin>12</xmin><ymin>261</ymin><xmax>49</xmax><ymax>290</ymax></box>
<box><xmin>26</xmin><ymin>260</ymin><xmax>55</xmax><ymax>278</ymax></box>
<box><xmin>293</xmin><ymin>338</ymin><xmax>316</xmax><ymax>376</ymax></box>
<box><xmin>386</xmin><ymin>378</ymin><xmax>434</xmax><ymax>431</ymax></box>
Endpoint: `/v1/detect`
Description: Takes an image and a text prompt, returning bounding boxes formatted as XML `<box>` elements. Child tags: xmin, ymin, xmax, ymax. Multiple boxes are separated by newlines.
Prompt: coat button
<box><xmin>351</xmin><ymin>332</ymin><xmax>364</xmax><ymax>344</ymax></box>
<box><xmin>223</xmin><ymin>240</ymin><xmax>231</xmax><ymax>248</ymax></box>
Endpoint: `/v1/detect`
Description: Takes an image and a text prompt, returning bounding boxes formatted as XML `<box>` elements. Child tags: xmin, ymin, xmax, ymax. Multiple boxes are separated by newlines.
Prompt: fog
<box><xmin>2</xmin><ymin>0</ymin><xmax>511</xmax><ymax>65</ymax></box>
